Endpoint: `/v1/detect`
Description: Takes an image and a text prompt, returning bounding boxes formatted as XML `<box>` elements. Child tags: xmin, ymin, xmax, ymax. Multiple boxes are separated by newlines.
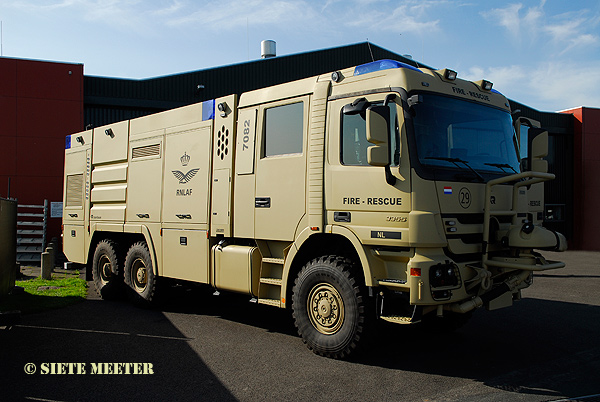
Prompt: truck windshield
<box><xmin>410</xmin><ymin>93</ymin><xmax>520</xmax><ymax>181</ymax></box>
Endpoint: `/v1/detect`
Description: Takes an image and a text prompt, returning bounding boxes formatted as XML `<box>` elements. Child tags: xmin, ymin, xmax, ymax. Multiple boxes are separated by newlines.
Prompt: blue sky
<box><xmin>1</xmin><ymin>0</ymin><xmax>599</xmax><ymax>112</ymax></box>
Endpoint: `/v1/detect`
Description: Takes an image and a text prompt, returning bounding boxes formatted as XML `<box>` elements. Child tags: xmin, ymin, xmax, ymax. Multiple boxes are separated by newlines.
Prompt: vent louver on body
<box><xmin>66</xmin><ymin>174</ymin><xmax>84</xmax><ymax>207</ymax></box>
<box><xmin>132</xmin><ymin>144</ymin><xmax>161</xmax><ymax>159</ymax></box>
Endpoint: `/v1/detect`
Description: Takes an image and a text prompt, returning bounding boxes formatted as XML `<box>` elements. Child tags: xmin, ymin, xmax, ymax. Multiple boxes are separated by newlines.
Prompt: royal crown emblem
<box><xmin>180</xmin><ymin>152</ymin><xmax>190</xmax><ymax>166</ymax></box>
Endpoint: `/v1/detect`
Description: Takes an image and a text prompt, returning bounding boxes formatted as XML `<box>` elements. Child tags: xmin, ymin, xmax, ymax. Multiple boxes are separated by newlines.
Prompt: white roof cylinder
<box><xmin>261</xmin><ymin>40</ymin><xmax>276</xmax><ymax>59</ymax></box>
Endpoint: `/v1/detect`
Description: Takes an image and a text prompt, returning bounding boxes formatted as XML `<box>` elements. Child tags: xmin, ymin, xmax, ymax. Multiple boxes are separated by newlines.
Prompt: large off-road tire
<box><xmin>124</xmin><ymin>241</ymin><xmax>156</xmax><ymax>306</ymax></box>
<box><xmin>292</xmin><ymin>256</ymin><xmax>367</xmax><ymax>359</ymax></box>
<box><xmin>91</xmin><ymin>239</ymin><xmax>122</xmax><ymax>300</ymax></box>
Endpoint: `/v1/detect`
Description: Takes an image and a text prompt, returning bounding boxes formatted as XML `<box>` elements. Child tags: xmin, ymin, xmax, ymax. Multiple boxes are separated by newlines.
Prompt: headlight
<box><xmin>429</xmin><ymin>262</ymin><xmax>460</xmax><ymax>288</ymax></box>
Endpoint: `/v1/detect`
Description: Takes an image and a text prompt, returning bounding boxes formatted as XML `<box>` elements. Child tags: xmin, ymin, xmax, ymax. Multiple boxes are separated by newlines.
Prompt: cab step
<box><xmin>380</xmin><ymin>315</ymin><xmax>420</xmax><ymax>325</ymax></box>
<box><xmin>259</xmin><ymin>277</ymin><xmax>282</xmax><ymax>286</ymax></box>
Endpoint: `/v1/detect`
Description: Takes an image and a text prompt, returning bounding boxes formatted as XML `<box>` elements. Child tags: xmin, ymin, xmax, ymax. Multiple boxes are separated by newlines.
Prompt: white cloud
<box><xmin>463</xmin><ymin>65</ymin><xmax>527</xmax><ymax>90</ymax></box>
<box><xmin>530</xmin><ymin>61</ymin><xmax>600</xmax><ymax>110</ymax></box>
<box><xmin>166</xmin><ymin>0</ymin><xmax>324</xmax><ymax>31</ymax></box>
<box><xmin>483</xmin><ymin>3</ymin><xmax>524</xmax><ymax>37</ymax></box>
<box><xmin>463</xmin><ymin>61</ymin><xmax>600</xmax><ymax>111</ymax></box>
<box><xmin>344</xmin><ymin>0</ymin><xmax>440</xmax><ymax>33</ymax></box>
<box><xmin>543</xmin><ymin>12</ymin><xmax>600</xmax><ymax>54</ymax></box>
<box><xmin>482</xmin><ymin>1</ymin><xmax>545</xmax><ymax>43</ymax></box>
<box><xmin>5</xmin><ymin>0</ymin><xmax>154</xmax><ymax>34</ymax></box>
<box><xmin>483</xmin><ymin>1</ymin><xmax>599</xmax><ymax>55</ymax></box>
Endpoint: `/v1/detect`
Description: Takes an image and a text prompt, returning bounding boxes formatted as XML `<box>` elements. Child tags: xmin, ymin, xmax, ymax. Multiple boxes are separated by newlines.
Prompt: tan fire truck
<box><xmin>63</xmin><ymin>59</ymin><xmax>566</xmax><ymax>358</ymax></box>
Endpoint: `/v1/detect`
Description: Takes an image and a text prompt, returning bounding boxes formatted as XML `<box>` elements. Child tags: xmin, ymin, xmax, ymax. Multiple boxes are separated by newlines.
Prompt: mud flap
<box><xmin>485</xmin><ymin>290</ymin><xmax>513</xmax><ymax>311</ymax></box>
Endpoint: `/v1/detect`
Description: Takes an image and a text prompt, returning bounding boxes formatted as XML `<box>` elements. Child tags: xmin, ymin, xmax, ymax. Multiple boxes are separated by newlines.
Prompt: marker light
<box><xmin>475</xmin><ymin>79</ymin><xmax>493</xmax><ymax>91</ymax></box>
<box><xmin>443</xmin><ymin>69</ymin><xmax>457</xmax><ymax>80</ymax></box>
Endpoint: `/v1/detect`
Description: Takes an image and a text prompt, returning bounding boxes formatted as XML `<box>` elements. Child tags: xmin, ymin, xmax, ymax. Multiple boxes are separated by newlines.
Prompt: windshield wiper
<box><xmin>484</xmin><ymin>163</ymin><xmax>518</xmax><ymax>174</ymax></box>
<box><xmin>425</xmin><ymin>157</ymin><xmax>485</xmax><ymax>182</ymax></box>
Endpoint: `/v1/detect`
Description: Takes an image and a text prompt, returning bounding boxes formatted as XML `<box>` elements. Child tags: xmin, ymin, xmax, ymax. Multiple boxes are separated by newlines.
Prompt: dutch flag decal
<box><xmin>444</xmin><ymin>186</ymin><xmax>452</xmax><ymax>195</ymax></box>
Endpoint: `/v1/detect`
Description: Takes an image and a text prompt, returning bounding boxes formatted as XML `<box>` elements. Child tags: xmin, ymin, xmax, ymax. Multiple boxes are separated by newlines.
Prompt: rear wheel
<box><xmin>292</xmin><ymin>256</ymin><xmax>367</xmax><ymax>359</ymax></box>
<box><xmin>124</xmin><ymin>241</ymin><xmax>156</xmax><ymax>306</ymax></box>
<box><xmin>91</xmin><ymin>239</ymin><xmax>122</xmax><ymax>299</ymax></box>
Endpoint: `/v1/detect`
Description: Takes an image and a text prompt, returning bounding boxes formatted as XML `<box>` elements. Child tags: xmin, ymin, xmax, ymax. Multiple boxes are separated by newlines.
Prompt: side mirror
<box><xmin>530</xmin><ymin>130</ymin><xmax>548</xmax><ymax>173</ymax></box>
<box><xmin>515</xmin><ymin>117</ymin><xmax>548</xmax><ymax>173</ymax></box>
<box><xmin>366</xmin><ymin>105</ymin><xmax>390</xmax><ymax>167</ymax></box>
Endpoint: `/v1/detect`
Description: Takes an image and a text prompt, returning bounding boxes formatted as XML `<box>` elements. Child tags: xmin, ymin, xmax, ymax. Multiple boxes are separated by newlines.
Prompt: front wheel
<box><xmin>292</xmin><ymin>256</ymin><xmax>367</xmax><ymax>359</ymax></box>
<box><xmin>124</xmin><ymin>241</ymin><xmax>156</xmax><ymax>306</ymax></box>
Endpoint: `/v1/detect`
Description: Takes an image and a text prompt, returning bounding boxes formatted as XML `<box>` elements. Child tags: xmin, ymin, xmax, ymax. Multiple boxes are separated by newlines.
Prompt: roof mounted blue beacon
<box><xmin>353</xmin><ymin>59</ymin><xmax>422</xmax><ymax>76</ymax></box>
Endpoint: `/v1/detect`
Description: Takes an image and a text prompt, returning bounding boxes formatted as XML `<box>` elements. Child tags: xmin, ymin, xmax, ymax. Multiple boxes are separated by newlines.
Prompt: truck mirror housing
<box><xmin>530</xmin><ymin>130</ymin><xmax>548</xmax><ymax>173</ymax></box>
<box><xmin>366</xmin><ymin>105</ymin><xmax>390</xmax><ymax>167</ymax></box>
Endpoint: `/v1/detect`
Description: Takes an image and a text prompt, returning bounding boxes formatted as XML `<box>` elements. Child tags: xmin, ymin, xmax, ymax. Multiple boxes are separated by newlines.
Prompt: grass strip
<box><xmin>0</xmin><ymin>273</ymin><xmax>87</xmax><ymax>314</ymax></box>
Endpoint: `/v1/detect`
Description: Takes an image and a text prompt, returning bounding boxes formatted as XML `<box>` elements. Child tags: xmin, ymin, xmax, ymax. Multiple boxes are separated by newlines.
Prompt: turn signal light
<box><xmin>410</xmin><ymin>268</ymin><xmax>422</xmax><ymax>277</ymax></box>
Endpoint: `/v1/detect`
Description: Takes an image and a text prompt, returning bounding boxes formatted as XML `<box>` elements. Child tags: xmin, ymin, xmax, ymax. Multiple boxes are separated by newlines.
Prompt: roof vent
<box><xmin>261</xmin><ymin>40</ymin><xmax>276</xmax><ymax>59</ymax></box>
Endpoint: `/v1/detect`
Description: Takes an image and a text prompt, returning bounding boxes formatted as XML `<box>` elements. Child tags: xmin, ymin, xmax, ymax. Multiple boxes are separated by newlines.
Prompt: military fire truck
<box><xmin>63</xmin><ymin>59</ymin><xmax>566</xmax><ymax>358</ymax></box>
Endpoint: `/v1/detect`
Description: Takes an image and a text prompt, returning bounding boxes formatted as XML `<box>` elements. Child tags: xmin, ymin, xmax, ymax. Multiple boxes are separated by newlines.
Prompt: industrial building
<box><xmin>1</xmin><ymin>42</ymin><xmax>598</xmax><ymax>251</ymax></box>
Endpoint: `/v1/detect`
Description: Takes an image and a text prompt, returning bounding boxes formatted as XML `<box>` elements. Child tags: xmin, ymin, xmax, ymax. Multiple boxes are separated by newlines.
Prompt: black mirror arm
<box><xmin>385</xmin><ymin>166</ymin><xmax>397</xmax><ymax>185</ymax></box>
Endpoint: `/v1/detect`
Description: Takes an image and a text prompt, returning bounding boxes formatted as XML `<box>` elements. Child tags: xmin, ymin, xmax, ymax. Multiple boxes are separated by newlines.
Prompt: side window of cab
<box><xmin>340</xmin><ymin>100</ymin><xmax>399</xmax><ymax>166</ymax></box>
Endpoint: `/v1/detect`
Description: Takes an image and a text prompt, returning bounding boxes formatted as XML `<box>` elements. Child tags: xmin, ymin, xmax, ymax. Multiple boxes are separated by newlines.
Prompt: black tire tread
<box><xmin>292</xmin><ymin>255</ymin><xmax>366</xmax><ymax>359</ymax></box>
<box><xmin>91</xmin><ymin>239</ymin><xmax>121</xmax><ymax>300</ymax></box>
<box><xmin>124</xmin><ymin>241</ymin><xmax>156</xmax><ymax>306</ymax></box>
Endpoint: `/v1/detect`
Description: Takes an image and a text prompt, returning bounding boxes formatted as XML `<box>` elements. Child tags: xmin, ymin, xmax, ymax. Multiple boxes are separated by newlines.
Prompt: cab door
<box><xmin>254</xmin><ymin>97</ymin><xmax>308</xmax><ymax>241</ymax></box>
<box><xmin>325</xmin><ymin>94</ymin><xmax>411</xmax><ymax>245</ymax></box>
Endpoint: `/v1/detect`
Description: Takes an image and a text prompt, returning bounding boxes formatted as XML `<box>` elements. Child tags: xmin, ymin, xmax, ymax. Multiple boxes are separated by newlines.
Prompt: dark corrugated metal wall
<box><xmin>83</xmin><ymin>42</ymin><xmax>421</xmax><ymax>129</ymax></box>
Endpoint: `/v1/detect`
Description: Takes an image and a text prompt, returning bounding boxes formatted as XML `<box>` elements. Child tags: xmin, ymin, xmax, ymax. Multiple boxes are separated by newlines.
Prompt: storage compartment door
<box><xmin>162</xmin><ymin>229</ymin><xmax>209</xmax><ymax>283</ymax></box>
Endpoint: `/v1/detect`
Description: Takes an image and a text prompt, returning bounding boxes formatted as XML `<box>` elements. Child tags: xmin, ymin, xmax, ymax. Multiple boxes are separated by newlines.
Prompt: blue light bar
<box><xmin>202</xmin><ymin>100</ymin><xmax>215</xmax><ymax>121</ymax></box>
<box><xmin>65</xmin><ymin>135</ymin><xmax>71</xmax><ymax>150</ymax></box>
<box><xmin>354</xmin><ymin>59</ymin><xmax>422</xmax><ymax>76</ymax></box>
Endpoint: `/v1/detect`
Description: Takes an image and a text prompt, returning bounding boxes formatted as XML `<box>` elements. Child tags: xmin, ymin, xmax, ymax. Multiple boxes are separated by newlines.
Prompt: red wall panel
<box><xmin>17</xmin><ymin>97</ymin><xmax>82</xmax><ymax>139</ymax></box>
<box><xmin>0</xmin><ymin>58</ymin><xmax>17</xmax><ymax>97</ymax></box>
<box><xmin>0</xmin><ymin>57</ymin><xmax>83</xmax><ymax>245</ymax></box>
<box><xmin>561</xmin><ymin>107</ymin><xmax>600</xmax><ymax>250</ymax></box>
<box><xmin>0</xmin><ymin>137</ymin><xmax>17</xmax><ymax>177</ymax></box>
<box><xmin>0</xmin><ymin>96</ymin><xmax>17</xmax><ymax>137</ymax></box>
<box><xmin>17</xmin><ymin>60</ymin><xmax>83</xmax><ymax>101</ymax></box>
<box><xmin>16</xmin><ymin>136</ymin><xmax>65</xmax><ymax>178</ymax></box>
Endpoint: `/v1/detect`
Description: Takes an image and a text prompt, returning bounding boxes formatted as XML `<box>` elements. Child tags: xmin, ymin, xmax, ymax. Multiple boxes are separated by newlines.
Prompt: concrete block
<box><xmin>41</xmin><ymin>252</ymin><xmax>52</xmax><ymax>280</ymax></box>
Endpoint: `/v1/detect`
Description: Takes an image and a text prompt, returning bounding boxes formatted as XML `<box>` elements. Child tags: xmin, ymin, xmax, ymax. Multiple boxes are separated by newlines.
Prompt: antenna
<box><xmin>246</xmin><ymin>18</ymin><xmax>249</xmax><ymax>60</ymax></box>
<box><xmin>366</xmin><ymin>39</ymin><xmax>374</xmax><ymax>62</ymax></box>
<box><xmin>1</xmin><ymin>21</ymin><xmax>3</xmax><ymax>57</ymax></box>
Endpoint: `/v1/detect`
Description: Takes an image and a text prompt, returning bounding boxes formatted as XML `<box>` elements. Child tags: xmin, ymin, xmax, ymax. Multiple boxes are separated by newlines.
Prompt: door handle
<box><xmin>255</xmin><ymin>197</ymin><xmax>271</xmax><ymax>208</ymax></box>
<box><xmin>334</xmin><ymin>211</ymin><xmax>351</xmax><ymax>222</ymax></box>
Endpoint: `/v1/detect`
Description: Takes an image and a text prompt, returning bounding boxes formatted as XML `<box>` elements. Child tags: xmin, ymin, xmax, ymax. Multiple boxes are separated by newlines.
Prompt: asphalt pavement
<box><xmin>1</xmin><ymin>250</ymin><xmax>599</xmax><ymax>402</ymax></box>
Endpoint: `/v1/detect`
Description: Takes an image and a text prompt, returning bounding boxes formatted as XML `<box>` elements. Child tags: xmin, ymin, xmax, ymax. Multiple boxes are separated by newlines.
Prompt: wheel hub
<box><xmin>99</xmin><ymin>256</ymin><xmax>113</xmax><ymax>285</ymax></box>
<box><xmin>307</xmin><ymin>283</ymin><xmax>344</xmax><ymax>335</ymax></box>
<box><xmin>132</xmin><ymin>258</ymin><xmax>147</xmax><ymax>292</ymax></box>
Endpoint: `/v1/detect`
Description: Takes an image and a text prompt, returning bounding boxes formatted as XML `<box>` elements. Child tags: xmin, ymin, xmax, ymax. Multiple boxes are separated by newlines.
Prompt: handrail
<box><xmin>482</xmin><ymin>171</ymin><xmax>555</xmax><ymax>270</ymax></box>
